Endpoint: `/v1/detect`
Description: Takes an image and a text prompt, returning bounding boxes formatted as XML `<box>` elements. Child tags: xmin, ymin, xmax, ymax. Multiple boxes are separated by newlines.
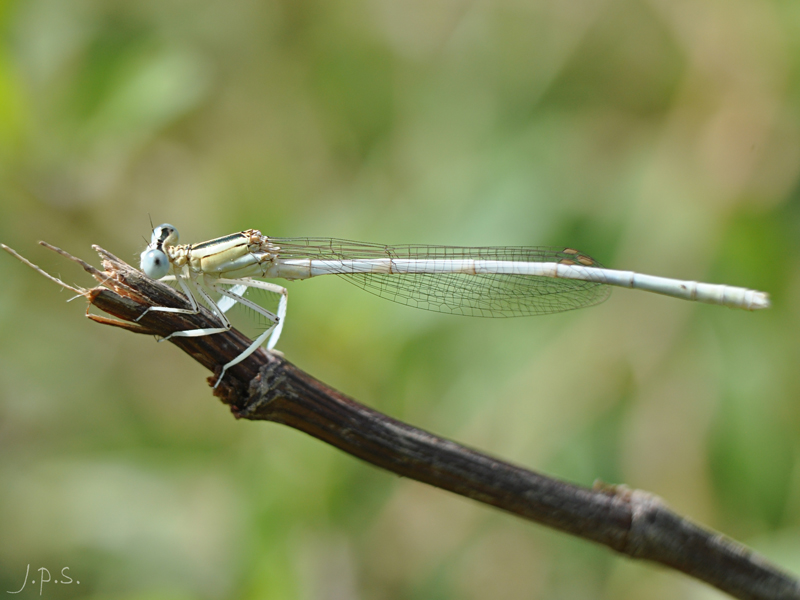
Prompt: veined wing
<box><xmin>269</xmin><ymin>238</ymin><xmax>611</xmax><ymax>317</ymax></box>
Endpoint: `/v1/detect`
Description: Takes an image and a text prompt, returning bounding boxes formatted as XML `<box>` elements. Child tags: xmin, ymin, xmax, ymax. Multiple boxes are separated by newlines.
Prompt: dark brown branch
<box><xmin>4</xmin><ymin>241</ymin><xmax>799</xmax><ymax>600</ymax></box>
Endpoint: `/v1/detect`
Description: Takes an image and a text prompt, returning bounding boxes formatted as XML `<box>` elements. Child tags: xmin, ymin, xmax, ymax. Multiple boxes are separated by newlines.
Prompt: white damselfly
<box><xmin>138</xmin><ymin>225</ymin><xmax>770</xmax><ymax>387</ymax></box>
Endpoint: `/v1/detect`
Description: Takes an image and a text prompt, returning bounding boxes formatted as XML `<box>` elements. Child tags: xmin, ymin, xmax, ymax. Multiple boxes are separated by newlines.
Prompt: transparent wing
<box><xmin>269</xmin><ymin>238</ymin><xmax>612</xmax><ymax>317</ymax></box>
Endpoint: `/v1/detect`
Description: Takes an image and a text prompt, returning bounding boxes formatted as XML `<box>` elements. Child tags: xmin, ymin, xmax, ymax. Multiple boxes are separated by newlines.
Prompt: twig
<box><xmin>3</xmin><ymin>241</ymin><xmax>799</xmax><ymax>600</ymax></box>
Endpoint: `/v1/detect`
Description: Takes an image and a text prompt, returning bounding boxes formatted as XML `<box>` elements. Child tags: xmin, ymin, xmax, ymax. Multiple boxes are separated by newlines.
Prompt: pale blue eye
<box><xmin>151</xmin><ymin>223</ymin><xmax>179</xmax><ymax>246</ymax></box>
<box><xmin>140</xmin><ymin>248</ymin><xmax>170</xmax><ymax>279</ymax></box>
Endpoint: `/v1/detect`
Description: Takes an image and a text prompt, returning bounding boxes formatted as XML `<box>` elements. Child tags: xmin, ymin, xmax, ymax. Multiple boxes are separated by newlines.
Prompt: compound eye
<box><xmin>140</xmin><ymin>248</ymin><xmax>170</xmax><ymax>279</ymax></box>
<box><xmin>151</xmin><ymin>223</ymin><xmax>179</xmax><ymax>247</ymax></box>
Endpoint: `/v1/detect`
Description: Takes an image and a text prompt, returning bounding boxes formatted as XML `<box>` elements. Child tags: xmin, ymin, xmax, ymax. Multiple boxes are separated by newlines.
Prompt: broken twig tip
<box><xmin>2</xmin><ymin>242</ymin><xmax>86</xmax><ymax>296</ymax></box>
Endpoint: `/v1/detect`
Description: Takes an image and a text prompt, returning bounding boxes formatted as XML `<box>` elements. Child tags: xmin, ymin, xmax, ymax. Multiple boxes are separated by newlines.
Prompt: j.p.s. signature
<box><xmin>7</xmin><ymin>564</ymin><xmax>80</xmax><ymax>596</ymax></box>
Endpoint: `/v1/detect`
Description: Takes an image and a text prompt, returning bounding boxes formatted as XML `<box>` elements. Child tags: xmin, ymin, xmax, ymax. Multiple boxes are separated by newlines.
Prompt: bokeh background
<box><xmin>1</xmin><ymin>0</ymin><xmax>800</xmax><ymax>598</ymax></box>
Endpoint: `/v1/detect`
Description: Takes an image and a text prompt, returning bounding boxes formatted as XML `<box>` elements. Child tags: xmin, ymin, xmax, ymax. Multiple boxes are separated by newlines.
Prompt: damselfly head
<box><xmin>150</xmin><ymin>224</ymin><xmax>179</xmax><ymax>248</ymax></box>
<box><xmin>140</xmin><ymin>224</ymin><xmax>178</xmax><ymax>278</ymax></box>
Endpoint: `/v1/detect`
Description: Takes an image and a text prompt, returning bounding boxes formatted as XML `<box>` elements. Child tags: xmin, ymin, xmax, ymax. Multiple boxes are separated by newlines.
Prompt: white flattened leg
<box><xmin>206</xmin><ymin>278</ymin><xmax>287</xmax><ymax>388</ymax></box>
<box><xmin>215</xmin><ymin>277</ymin><xmax>288</xmax><ymax>350</ymax></box>
<box><xmin>217</xmin><ymin>284</ymin><xmax>248</xmax><ymax>314</ymax></box>
<box><xmin>160</xmin><ymin>323</ymin><xmax>230</xmax><ymax>340</ymax></box>
<box><xmin>160</xmin><ymin>274</ymin><xmax>231</xmax><ymax>341</ymax></box>
<box><xmin>213</xmin><ymin>323</ymin><xmax>277</xmax><ymax>388</ymax></box>
<box><xmin>135</xmin><ymin>270</ymin><xmax>205</xmax><ymax>322</ymax></box>
<box><xmin>187</xmin><ymin>276</ymin><xmax>231</xmax><ymax>324</ymax></box>
<box><xmin>136</xmin><ymin>269</ymin><xmax>231</xmax><ymax>340</ymax></box>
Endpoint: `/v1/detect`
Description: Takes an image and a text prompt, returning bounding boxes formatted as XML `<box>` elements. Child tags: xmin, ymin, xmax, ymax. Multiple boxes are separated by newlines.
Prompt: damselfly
<box><xmin>138</xmin><ymin>225</ymin><xmax>770</xmax><ymax>386</ymax></box>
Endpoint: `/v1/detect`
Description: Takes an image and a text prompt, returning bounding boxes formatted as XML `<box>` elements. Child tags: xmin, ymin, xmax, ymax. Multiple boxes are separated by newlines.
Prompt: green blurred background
<box><xmin>1</xmin><ymin>0</ymin><xmax>800</xmax><ymax>598</ymax></box>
